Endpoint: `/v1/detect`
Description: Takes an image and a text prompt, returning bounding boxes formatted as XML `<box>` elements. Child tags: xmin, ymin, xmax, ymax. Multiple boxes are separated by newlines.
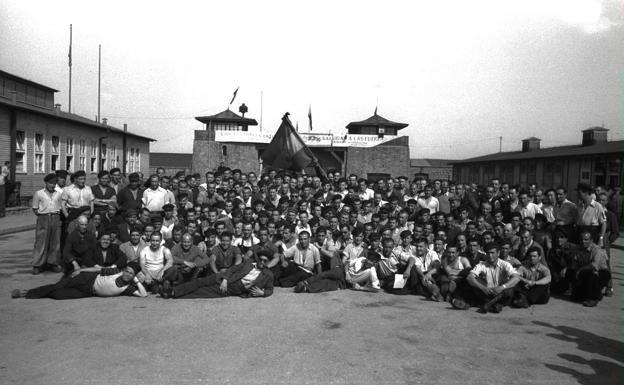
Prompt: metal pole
<box><xmin>260</xmin><ymin>90</ymin><xmax>263</xmax><ymax>131</ymax></box>
<box><xmin>97</xmin><ymin>44</ymin><xmax>101</xmax><ymax>123</ymax></box>
<box><xmin>68</xmin><ymin>24</ymin><xmax>72</xmax><ymax>113</ymax></box>
<box><xmin>499</xmin><ymin>136</ymin><xmax>502</xmax><ymax>152</ymax></box>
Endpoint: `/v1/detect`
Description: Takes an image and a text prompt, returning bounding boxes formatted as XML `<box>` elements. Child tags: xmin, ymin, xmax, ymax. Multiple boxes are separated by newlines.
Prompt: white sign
<box><xmin>214</xmin><ymin>130</ymin><xmax>399</xmax><ymax>148</ymax></box>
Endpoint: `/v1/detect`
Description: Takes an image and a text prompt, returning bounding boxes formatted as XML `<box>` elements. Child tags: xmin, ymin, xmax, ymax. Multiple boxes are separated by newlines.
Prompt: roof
<box><xmin>410</xmin><ymin>158</ymin><xmax>454</xmax><ymax>168</ymax></box>
<box><xmin>149</xmin><ymin>153</ymin><xmax>193</xmax><ymax>168</ymax></box>
<box><xmin>582</xmin><ymin>126</ymin><xmax>609</xmax><ymax>132</ymax></box>
<box><xmin>195</xmin><ymin>109</ymin><xmax>258</xmax><ymax>126</ymax></box>
<box><xmin>346</xmin><ymin>113</ymin><xmax>408</xmax><ymax>130</ymax></box>
<box><xmin>523</xmin><ymin>137</ymin><xmax>541</xmax><ymax>141</ymax></box>
<box><xmin>451</xmin><ymin>140</ymin><xmax>624</xmax><ymax>164</ymax></box>
<box><xmin>0</xmin><ymin>70</ymin><xmax>59</xmax><ymax>92</ymax></box>
<box><xmin>0</xmin><ymin>96</ymin><xmax>155</xmax><ymax>142</ymax></box>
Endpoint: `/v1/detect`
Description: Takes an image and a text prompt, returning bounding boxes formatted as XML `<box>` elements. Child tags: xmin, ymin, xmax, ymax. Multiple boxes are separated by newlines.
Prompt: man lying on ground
<box><xmin>11</xmin><ymin>262</ymin><xmax>147</xmax><ymax>300</ymax></box>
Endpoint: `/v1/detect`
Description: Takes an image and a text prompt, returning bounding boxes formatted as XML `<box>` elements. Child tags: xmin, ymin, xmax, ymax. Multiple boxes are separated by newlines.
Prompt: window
<box><xmin>543</xmin><ymin>162</ymin><xmax>563</xmax><ymax>189</ymax></box>
<box><xmin>51</xmin><ymin>136</ymin><xmax>59</xmax><ymax>153</ymax></box>
<box><xmin>15</xmin><ymin>130</ymin><xmax>26</xmax><ymax>173</ymax></box>
<box><xmin>90</xmin><ymin>140</ymin><xmax>98</xmax><ymax>173</ymax></box>
<box><xmin>110</xmin><ymin>145</ymin><xmax>117</xmax><ymax>168</ymax></box>
<box><xmin>66</xmin><ymin>137</ymin><xmax>75</xmax><ymax>172</ymax></box>
<box><xmin>100</xmin><ymin>143</ymin><xmax>107</xmax><ymax>170</ymax></box>
<box><xmin>128</xmin><ymin>148</ymin><xmax>134</xmax><ymax>172</ymax></box>
<box><xmin>79</xmin><ymin>139</ymin><xmax>86</xmax><ymax>172</ymax></box>
<box><xmin>135</xmin><ymin>148</ymin><xmax>140</xmax><ymax>170</ymax></box>
<box><xmin>34</xmin><ymin>133</ymin><xmax>45</xmax><ymax>173</ymax></box>
<box><xmin>222</xmin><ymin>145</ymin><xmax>227</xmax><ymax>157</ymax></box>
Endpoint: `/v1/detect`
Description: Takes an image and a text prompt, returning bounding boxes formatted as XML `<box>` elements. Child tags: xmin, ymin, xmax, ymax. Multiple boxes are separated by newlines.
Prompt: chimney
<box><xmin>521</xmin><ymin>137</ymin><xmax>541</xmax><ymax>152</ymax></box>
<box><xmin>582</xmin><ymin>127</ymin><xmax>608</xmax><ymax>146</ymax></box>
<box><xmin>102</xmin><ymin>118</ymin><xmax>108</xmax><ymax>125</ymax></box>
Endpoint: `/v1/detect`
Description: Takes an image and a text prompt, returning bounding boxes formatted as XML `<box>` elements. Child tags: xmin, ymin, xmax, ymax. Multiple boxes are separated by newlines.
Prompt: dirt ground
<box><xmin>0</xmin><ymin>231</ymin><xmax>621</xmax><ymax>385</ymax></box>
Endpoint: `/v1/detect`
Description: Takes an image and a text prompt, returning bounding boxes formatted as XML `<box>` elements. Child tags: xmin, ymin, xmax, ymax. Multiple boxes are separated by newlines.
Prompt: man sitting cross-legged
<box><xmin>452</xmin><ymin>242</ymin><xmax>521</xmax><ymax>313</ymax></box>
<box><xmin>160</xmin><ymin>254</ymin><xmax>273</xmax><ymax>299</ymax></box>
<box><xmin>139</xmin><ymin>232</ymin><xmax>173</xmax><ymax>293</ymax></box>
<box><xmin>512</xmin><ymin>246</ymin><xmax>551</xmax><ymax>308</ymax></box>
<box><xmin>163</xmin><ymin>233</ymin><xmax>211</xmax><ymax>285</ymax></box>
<box><xmin>277</xmin><ymin>231</ymin><xmax>322</xmax><ymax>287</ymax></box>
<box><xmin>437</xmin><ymin>243</ymin><xmax>471</xmax><ymax>301</ymax></box>
<box><xmin>11</xmin><ymin>262</ymin><xmax>147</xmax><ymax>300</ymax></box>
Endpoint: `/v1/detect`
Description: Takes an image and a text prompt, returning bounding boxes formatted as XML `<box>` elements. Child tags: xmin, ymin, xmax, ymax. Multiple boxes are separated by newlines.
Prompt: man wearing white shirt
<box><xmin>417</xmin><ymin>185</ymin><xmax>439</xmax><ymax>214</ymax></box>
<box><xmin>357</xmin><ymin>178</ymin><xmax>375</xmax><ymax>201</ymax></box>
<box><xmin>453</xmin><ymin>242</ymin><xmax>521</xmax><ymax>313</ymax></box>
<box><xmin>518</xmin><ymin>190</ymin><xmax>542</xmax><ymax>219</ymax></box>
<box><xmin>142</xmin><ymin>175</ymin><xmax>168</xmax><ymax>214</ymax></box>
<box><xmin>413</xmin><ymin>238</ymin><xmax>443</xmax><ymax>301</ymax></box>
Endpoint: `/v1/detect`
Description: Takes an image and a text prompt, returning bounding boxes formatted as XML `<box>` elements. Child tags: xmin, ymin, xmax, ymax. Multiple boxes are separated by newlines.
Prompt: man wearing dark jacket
<box><xmin>162</xmin><ymin>255</ymin><xmax>274</xmax><ymax>299</ymax></box>
<box><xmin>117</xmin><ymin>172</ymin><xmax>143</xmax><ymax>214</ymax></box>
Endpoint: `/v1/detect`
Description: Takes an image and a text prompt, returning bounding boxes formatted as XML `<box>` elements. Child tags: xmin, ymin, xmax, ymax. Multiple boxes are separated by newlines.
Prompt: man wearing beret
<box><xmin>92</xmin><ymin>170</ymin><xmax>117</xmax><ymax>216</ymax></box>
<box><xmin>31</xmin><ymin>173</ymin><xmax>64</xmax><ymax>274</ymax></box>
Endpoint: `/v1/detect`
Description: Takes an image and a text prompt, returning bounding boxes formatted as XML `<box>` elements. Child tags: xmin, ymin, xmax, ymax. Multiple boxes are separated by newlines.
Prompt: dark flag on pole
<box><xmin>308</xmin><ymin>105</ymin><xmax>313</xmax><ymax>131</ymax></box>
<box><xmin>261</xmin><ymin>113</ymin><xmax>316</xmax><ymax>171</ymax></box>
<box><xmin>229</xmin><ymin>86</ymin><xmax>239</xmax><ymax>106</ymax></box>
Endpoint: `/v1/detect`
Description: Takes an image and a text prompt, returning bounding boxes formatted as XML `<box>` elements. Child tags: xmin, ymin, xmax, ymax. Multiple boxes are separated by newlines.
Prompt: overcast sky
<box><xmin>1</xmin><ymin>0</ymin><xmax>622</xmax><ymax>159</ymax></box>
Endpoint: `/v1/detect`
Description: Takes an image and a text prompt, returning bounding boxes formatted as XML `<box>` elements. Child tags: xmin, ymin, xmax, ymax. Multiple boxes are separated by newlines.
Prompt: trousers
<box><xmin>32</xmin><ymin>214</ymin><xmax>61</xmax><ymax>267</ymax></box>
<box><xmin>173</xmin><ymin>275</ymin><xmax>247</xmax><ymax>299</ymax></box>
<box><xmin>25</xmin><ymin>273</ymin><xmax>97</xmax><ymax>300</ymax></box>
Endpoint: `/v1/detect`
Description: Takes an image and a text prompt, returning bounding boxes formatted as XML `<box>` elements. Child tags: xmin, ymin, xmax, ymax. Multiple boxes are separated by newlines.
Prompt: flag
<box><xmin>308</xmin><ymin>105</ymin><xmax>313</xmax><ymax>131</ymax></box>
<box><xmin>261</xmin><ymin>113</ymin><xmax>316</xmax><ymax>171</ymax></box>
<box><xmin>229</xmin><ymin>86</ymin><xmax>239</xmax><ymax>105</ymax></box>
<box><xmin>68</xmin><ymin>24</ymin><xmax>72</xmax><ymax>67</ymax></box>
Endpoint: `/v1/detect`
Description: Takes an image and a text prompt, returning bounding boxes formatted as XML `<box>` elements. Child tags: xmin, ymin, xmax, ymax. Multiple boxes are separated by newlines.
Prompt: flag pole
<box><xmin>260</xmin><ymin>90</ymin><xmax>263</xmax><ymax>131</ymax></box>
<box><xmin>97</xmin><ymin>44</ymin><xmax>101</xmax><ymax>123</ymax></box>
<box><xmin>68</xmin><ymin>24</ymin><xmax>72</xmax><ymax>113</ymax></box>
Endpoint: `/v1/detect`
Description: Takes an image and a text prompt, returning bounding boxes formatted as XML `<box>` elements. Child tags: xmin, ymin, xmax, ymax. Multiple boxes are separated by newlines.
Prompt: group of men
<box><xmin>13</xmin><ymin>166</ymin><xmax>620</xmax><ymax>312</ymax></box>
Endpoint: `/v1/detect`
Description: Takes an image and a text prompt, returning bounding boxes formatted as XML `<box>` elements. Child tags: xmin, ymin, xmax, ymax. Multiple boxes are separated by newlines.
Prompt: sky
<box><xmin>1</xmin><ymin>0</ymin><xmax>622</xmax><ymax>159</ymax></box>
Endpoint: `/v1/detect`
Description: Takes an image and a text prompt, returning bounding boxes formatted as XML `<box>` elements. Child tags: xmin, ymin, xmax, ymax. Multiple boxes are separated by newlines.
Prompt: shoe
<box><xmin>582</xmin><ymin>300</ymin><xmax>598</xmax><ymax>307</ymax></box>
<box><xmin>10</xmin><ymin>289</ymin><xmax>22</xmax><ymax>299</ymax></box>
<box><xmin>294</xmin><ymin>281</ymin><xmax>306</xmax><ymax>293</ymax></box>
<box><xmin>52</xmin><ymin>265</ymin><xmax>64</xmax><ymax>273</ymax></box>
<box><xmin>478</xmin><ymin>306</ymin><xmax>489</xmax><ymax>314</ymax></box>
<box><xmin>512</xmin><ymin>294</ymin><xmax>530</xmax><ymax>309</ymax></box>
<box><xmin>451</xmin><ymin>298</ymin><xmax>470</xmax><ymax>310</ymax></box>
<box><xmin>32</xmin><ymin>267</ymin><xmax>41</xmax><ymax>275</ymax></box>
<box><xmin>431</xmin><ymin>292</ymin><xmax>444</xmax><ymax>302</ymax></box>
<box><xmin>490</xmin><ymin>303</ymin><xmax>504</xmax><ymax>313</ymax></box>
<box><xmin>151</xmin><ymin>284</ymin><xmax>161</xmax><ymax>295</ymax></box>
<box><xmin>605</xmin><ymin>288</ymin><xmax>614</xmax><ymax>297</ymax></box>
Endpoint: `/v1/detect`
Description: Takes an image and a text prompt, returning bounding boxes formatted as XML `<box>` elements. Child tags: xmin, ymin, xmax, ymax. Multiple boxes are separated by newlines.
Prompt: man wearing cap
<box><xmin>31</xmin><ymin>173</ymin><xmax>63</xmax><ymax>274</ymax></box>
<box><xmin>576</xmin><ymin>183</ymin><xmax>606</xmax><ymax>246</ymax></box>
<box><xmin>117</xmin><ymin>172</ymin><xmax>144</xmax><ymax>214</ymax></box>
<box><xmin>11</xmin><ymin>262</ymin><xmax>147</xmax><ymax>300</ymax></box>
<box><xmin>54</xmin><ymin>169</ymin><xmax>68</xmax><ymax>193</ymax></box>
<box><xmin>61</xmin><ymin>170</ymin><xmax>94</xmax><ymax>219</ymax></box>
<box><xmin>109</xmin><ymin>168</ymin><xmax>125</xmax><ymax>194</ymax></box>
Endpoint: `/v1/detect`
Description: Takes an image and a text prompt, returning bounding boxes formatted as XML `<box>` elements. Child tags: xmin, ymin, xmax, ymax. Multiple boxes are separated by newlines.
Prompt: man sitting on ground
<box><xmin>513</xmin><ymin>246</ymin><xmax>551</xmax><ymax>308</ymax></box>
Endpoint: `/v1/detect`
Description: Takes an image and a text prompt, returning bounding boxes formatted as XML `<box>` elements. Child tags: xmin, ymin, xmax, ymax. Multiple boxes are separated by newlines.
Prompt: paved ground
<box><xmin>0</xmin><ymin>230</ymin><xmax>621</xmax><ymax>385</ymax></box>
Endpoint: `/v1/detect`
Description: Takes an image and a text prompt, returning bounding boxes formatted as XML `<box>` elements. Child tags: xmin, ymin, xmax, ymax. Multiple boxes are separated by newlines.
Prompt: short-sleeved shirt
<box><xmin>418</xmin><ymin>196</ymin><xmax>439</xmax><ymax>214</ymax></box>
<box><xmin>413</xmin><ymin>249</ymin><xmax>440</xmax><ymax>273</ymax></box>
<box><xmin>92</xmin><ymin>268</ymin><xmax>138</xmax><ymax>297</ymax></box>
<box><xmin>142</xmin><ymin>187</ymin><xmax>169</xmax><ymax>212</ymax></box>
<box><xmin>377</xmin><ymin>249</ymin><xmax>415</xmax><ymax>277</ymax></box>
<box><xmin>577</xmin><ymin>200</ymin><xmax>606</xmax><ymax>226</ymax></box>
<box><xmin>283</xmin><ymin>243</ymin><xmax>321</xmax><ymax>273</ymax></box>
<box><xmin>32</xmin><ymin>188</ymin><xmax>62</xmax><ymax>214</ymax></box>
<box><xmin>470</xmin><ymin>259</ymin><xmax>518</xmax><ymax>288</ymax></box>
<box><xmin>519</xmin><ymin>202</ymin><xmax>542</xmax><ymax>219</ymax></box>
<box><xmin>211</xmin><ymin>245</ymin><xmax>242</xmax><ymax>270</ymax></box>
<box><xmin>62</xmin><ymin>184</ymin><xmax>94</xmax><ymax>208</ymax></box>
<box><xmin>518</xmin><ymin>263</ymin><xmax>550</xmax><ymax>282</ymax></box>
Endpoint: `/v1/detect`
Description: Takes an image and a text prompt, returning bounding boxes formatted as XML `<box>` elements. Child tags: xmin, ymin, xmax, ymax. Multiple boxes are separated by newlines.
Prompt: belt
<box><xmin>38</xmin><ymin>213</ymin><xmax>60</xmax><ymax>216</ymax></box>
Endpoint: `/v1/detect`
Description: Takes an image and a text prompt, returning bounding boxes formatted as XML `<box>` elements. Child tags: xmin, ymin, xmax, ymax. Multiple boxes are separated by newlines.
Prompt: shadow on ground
<box><xmin>534</xmin><ymin>321</ymin><xmax>623</xmax><ymax>385</ymax></box>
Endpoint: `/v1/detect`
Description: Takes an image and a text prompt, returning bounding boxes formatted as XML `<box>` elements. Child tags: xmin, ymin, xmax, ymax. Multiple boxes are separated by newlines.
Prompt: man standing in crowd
<box><xmin>61</xmin><ymin>170</ymin><xmax>94</xmax><ymax>220</ymax></box>
<box><xmin>31</xmin><ymin>173</ymin><xmax>63</xmax><ymax>274</ymax></box>
<box><xmin>117</xmin><ymin>172</ymin><xmax>144</xmax><ymax>214</ymax></box>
